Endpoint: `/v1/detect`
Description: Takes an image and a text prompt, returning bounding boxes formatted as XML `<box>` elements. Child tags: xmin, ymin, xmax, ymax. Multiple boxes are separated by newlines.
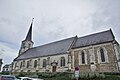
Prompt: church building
<box><xmin>12</xmin><ymin>20</ymin><xmax>120</xmax><ymax>73</ymax></box>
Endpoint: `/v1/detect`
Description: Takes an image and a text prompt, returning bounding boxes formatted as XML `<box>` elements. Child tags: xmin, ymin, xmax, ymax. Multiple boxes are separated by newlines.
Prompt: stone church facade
<box><xmin>12</xmin><ymin>20</ymin><xmax>120</xmax><ymax>73</ymax></box>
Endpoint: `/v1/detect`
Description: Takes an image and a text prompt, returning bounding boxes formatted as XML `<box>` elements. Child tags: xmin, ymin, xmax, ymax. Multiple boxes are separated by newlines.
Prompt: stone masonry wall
<box><xmin>71</xmin><ymin>42</ymin><xmax>118</xmax><ymax>72</ymax></box>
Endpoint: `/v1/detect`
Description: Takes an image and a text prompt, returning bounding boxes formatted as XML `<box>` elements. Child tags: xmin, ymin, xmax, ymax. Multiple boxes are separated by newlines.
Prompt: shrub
<box><xmin>0</xmin><ymin>71</ymin><xmax>10</xmax><ymax>75</ymax></box>
<box><xmin>78</xmin><ymin>72</ymin><xmax>106</xmax><ymax>79</ymax></box>
<box><xmin>28</xmin><ymin>73</ymin><xmax>38</xmax><ymax>78</ymax></box>
<box><xmin>17</xmin><ymin>72</ymin><xmax>26</xmax><ymax>77</ymax></box>
<box><xmin>14</xmin><ymin>72</ymin><xmax>120</xmax><ymax>80</ymax></box>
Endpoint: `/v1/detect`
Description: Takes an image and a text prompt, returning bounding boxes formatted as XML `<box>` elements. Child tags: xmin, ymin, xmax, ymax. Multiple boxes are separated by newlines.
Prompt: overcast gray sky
<box><xmin>0</xmin><ymin>0</ymin><xmax>120</xmax><ymax>66</ymax></box>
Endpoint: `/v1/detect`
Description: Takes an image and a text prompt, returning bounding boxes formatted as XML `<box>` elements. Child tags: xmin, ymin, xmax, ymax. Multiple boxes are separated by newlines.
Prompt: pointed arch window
<box><xmin>20</xmin><ymin>61</ymin><xmax>22</xmax><ymax>68</ymax></box>
<box><xmin>23</xmin><ymin>61</ymin><xmax>25</xmax><ymax>67</ymax></box>
<box><xmin>81</xmin><ymin>51</ymin><xmax>85</xmax><ymax>64</ymax></box>
<box><xmin>97</xmin><ymin>47</ymin><xmax>108</xmax><ymax>63</ymax></box>
<box><xmin>61</xmin><ymin>57</ymin><xmax>65</xmax><ymax>67</ymax></box>
<box><xmin>47</xmin><ymin>57</ymin><xmax>50</xmax><ymax>65</ymax></box>
<box><xmin>43</xmin><ymin>59</ymin><xmax>46</xmax><ymax>68</ymax></box>
<box><xmin>15</xmin><ymin>62</ymin><xmax>17</xmax><ymax>69</ymax></box>
<box><xmin>100</xmin><ymin>48</ymin><xmax>105</xmax><ymax>62</ymax></box>
<box><xmin>28</xmin><ymin>43</ymin><xmax>31</xmax><ymax>47</ymax></box>
<box><xmin>34</xmin><ymin>60</ymin><xmax>37</xmax><ymax>68</ymax></box>
<box><xmin>27</xmin><ymin>61</ymin><xmax>30</xmax><ymax>68</ymax></box>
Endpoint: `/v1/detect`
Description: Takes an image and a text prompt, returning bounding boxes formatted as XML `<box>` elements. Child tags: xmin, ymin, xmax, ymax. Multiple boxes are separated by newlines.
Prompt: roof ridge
<box><xmin>33</xmin><ymin>36</ymin><xmax>76</xmax><ymax>49</ymax></box>
<box><xmin>73</xmin><ymin>29</ymin><xmax>114</xmax><ymax>48</ymax></box>
<box><xmin>78</xmin><ymin>29</ymin><xmax>111</xmax><ymax>39</ymax></box>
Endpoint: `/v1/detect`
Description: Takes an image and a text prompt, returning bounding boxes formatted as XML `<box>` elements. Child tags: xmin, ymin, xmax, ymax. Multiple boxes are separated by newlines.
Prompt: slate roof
<box><xmin>73</xmin><ymin>29</ymin><xmax>114</xmax><ymax>48</ymax></box>
<box><xmin>15</xmin><ymin>36</ymin><xmax>76</xmax><ymax>60</ymax></box>
<box><xmin>14</xmin><ymin>29</ymin><xmax>115</xmax><ymax>61</ymax></box>
<box><xmin>3</xmin><ymin>64</ymin><xmax>9</xmax><ymax>68</ymax></box>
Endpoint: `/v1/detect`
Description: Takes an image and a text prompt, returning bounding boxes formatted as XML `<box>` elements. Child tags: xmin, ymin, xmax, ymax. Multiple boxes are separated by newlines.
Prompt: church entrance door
<box><xmin>52</xmin><ymin>66</ymin><xmax>56</xmax><ymax>72</ymax></box>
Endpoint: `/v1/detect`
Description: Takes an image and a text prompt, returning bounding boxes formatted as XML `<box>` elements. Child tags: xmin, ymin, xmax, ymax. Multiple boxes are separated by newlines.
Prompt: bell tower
<box><xmin>18</xmin><ymin>18</ymin><xmax>34</xmax><ymax>55</ymax></box>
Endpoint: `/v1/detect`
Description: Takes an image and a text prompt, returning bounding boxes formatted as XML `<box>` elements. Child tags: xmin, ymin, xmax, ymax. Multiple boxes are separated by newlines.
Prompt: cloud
<box><xmin>90</xmin><ymin>0</ymin><xmax>120</xmax><ymax>43</ymax></box>
<box><xmin>0</xmin><ymin>0</ymin><xmax>120</xmax><ymax>65</ymax></box>
<box><xmin>0</xmin><ymin>42</ymin><xmax>18</xmax><ymax>66</ymax></box>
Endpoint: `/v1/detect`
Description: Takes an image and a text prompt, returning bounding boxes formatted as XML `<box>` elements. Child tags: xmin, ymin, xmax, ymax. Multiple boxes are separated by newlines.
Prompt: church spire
<box><xmin>25</xmin><ymin>18</ymin><xmax>34</xmax><ymax>41</ymax></box>
<box><xmin>18</xmin><ymin>18</ymin><xmax>34</xmax><ymax>55</ymax></box>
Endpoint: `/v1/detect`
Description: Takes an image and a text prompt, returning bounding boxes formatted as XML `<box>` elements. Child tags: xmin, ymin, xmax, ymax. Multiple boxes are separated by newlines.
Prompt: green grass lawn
<box><xmin>11</xmin><ymin>72</ymin><xmax>120</xmax><ymax>80</ymax></box>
